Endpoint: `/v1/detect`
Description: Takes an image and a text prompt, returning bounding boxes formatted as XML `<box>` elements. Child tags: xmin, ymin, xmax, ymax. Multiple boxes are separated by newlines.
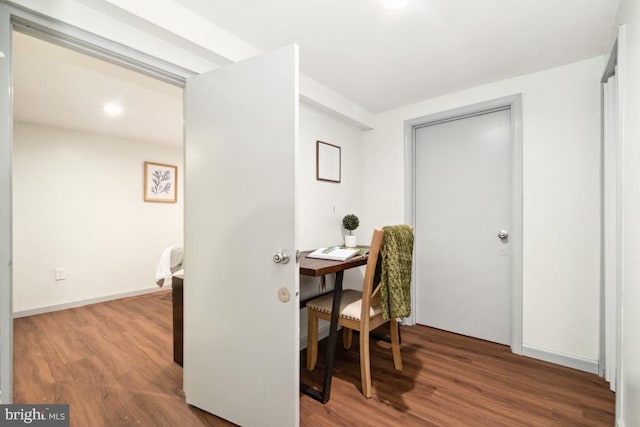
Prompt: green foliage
<box><xmin>342</xmin><ymin>214</ymin><xmax>360</xmax><ymax>235</ymax></box>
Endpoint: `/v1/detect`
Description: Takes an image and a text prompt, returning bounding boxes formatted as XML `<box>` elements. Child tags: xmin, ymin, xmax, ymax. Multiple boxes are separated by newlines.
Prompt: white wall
<box><xmin>616</xmin><ymin>1</ymin><xmax>640</xmax><ymax>425</ymax></box>
<box><xmin>363</xmin><ymin>57</ymin><xmax>603</xmax><ymax>364</ymax></box>
<box><xmin>12</xmin><ymin>122</ymin><xmax>183</xmax><ymax>313</ymax></box>
<box><xmin>298</xmin><ymin>102</ymin><xmax>365</xmax><ymax>341</ymax></box>
<box><xmin>299</xmin><ymin>103</ymin><xmax>364</xmax><ymax>251</ymax></box>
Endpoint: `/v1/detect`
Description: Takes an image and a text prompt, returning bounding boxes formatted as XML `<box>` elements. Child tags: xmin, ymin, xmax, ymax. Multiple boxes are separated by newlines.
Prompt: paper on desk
<box><xmin>306</xmin><ymin>247</ymin><xmax>360</xmax><ymax>261</ymax></box>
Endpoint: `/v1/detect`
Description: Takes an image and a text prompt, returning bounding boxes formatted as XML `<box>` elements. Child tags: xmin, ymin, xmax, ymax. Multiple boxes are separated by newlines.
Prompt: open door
<box><xmin>184</xmin><ymin>45</ymin><xmax>299</xmax><ymax>425</ymax></box>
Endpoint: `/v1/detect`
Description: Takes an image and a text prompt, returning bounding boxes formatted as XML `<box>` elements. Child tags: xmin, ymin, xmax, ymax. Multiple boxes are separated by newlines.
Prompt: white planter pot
<box><xmin>344</xmin><ymin>235</ymin><xmax>357</xmax><ymax>248</ymax></box>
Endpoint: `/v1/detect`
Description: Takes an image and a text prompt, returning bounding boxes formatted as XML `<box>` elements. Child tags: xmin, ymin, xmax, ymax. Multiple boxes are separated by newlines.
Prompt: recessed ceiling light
<box><xmin>103</xmin><ymin>103</ymin><xmax>123</xmax><ymax>116</ymax></box>
<box><xmin>379</xmin><ymin>0</ymin><xmax>408</xmax><ymax>10</ymax></box>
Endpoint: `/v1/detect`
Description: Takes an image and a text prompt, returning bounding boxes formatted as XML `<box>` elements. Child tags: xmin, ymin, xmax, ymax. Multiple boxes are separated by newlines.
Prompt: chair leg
<box><xmin>307</xmin><ymin>309</ymin><xmax>319</xmax><ymax>371</ymax></box>
<box><xmin>342</xmin><ymin>327</ymin><xmax>352</xmax><ymax>349</ymax></box>
<box><xmin>390</xmin><ymin>318</ymin><xmax>403</xmax><ymax>371</ymax></box>
<box><xmin>359</xmin><ymin>328</ymin><xmax>372</xmax><ymax>398</ymax></box>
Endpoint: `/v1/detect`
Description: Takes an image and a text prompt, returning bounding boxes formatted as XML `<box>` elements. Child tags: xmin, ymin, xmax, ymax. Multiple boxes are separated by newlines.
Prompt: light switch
<box><xmin>55</xmin><ymin>268</ymin><xmax>66</xmax><ymax>281</ymax></box>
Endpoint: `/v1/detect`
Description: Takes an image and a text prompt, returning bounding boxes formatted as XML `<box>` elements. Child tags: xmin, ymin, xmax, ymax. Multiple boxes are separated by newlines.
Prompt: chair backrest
<box><xmin>359</xmin><ymin>229</ymin><xmax>384</xmax><ymax>323</ymax></box>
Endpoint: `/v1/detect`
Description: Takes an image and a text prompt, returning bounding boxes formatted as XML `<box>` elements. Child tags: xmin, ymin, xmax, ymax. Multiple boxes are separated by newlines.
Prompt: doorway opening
<box><xmin>11</xmin><ymin>28</ymin><xmax>185</xmax><ymax>401</ymax></box>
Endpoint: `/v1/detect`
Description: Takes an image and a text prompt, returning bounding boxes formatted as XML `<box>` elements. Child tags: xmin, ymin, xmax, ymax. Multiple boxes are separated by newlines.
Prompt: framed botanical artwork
<box><xmin>144</xmin><ymin>161</ymin><xmax>177</xmax><ymax>203</ymax></box>
<box><xmin>316</xmin><ymin>140</ymin><xmax>341</xmax><ymax>183</ymax></box>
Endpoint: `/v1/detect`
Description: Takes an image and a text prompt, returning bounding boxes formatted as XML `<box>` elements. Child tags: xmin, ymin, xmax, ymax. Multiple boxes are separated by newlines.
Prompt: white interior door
<box><xmin>415</xmin><ymin>109</ymin><xmax>511</xmax><ymax>345</ymax></box>
<box><xmin>184</xmin><ymin>45</ymin><xmax>299</xmax><ymax>426</ymax></box>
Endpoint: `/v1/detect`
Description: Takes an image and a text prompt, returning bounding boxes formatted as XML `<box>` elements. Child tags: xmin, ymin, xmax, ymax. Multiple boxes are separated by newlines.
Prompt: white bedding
<box><xmin>155</xmin><ymin>246</ymin><xmax>184</xmax><ymax>286</ymax></box>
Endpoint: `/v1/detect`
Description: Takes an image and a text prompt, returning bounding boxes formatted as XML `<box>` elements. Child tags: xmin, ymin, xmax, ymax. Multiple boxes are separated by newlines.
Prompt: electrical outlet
<box><xmin>55</xmin><ymin>268</ymin><xmax>66</xmax><ymax>281</ymax></box>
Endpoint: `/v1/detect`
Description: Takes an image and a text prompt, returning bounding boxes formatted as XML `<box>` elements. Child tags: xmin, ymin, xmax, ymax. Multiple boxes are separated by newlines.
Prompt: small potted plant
<box><xmin>342</xmin><ymin>214</ymin><xmax>360</xmax><ymax>248</ymax></box>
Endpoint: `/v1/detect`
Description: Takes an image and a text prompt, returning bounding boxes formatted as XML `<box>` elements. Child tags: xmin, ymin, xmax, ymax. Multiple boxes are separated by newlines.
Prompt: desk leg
<box><xmin>321</xmin><ymin>270</ymin><xmax>343</xmax><ymax>402</ymax></box>
<box><xmin>300</xmin><ymin>271</ymin><xmax>343</xmax><ymax>404</ymax></box>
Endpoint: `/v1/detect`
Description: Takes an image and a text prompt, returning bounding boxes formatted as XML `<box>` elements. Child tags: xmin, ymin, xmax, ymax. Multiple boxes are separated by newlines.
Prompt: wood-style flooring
<box><xmin>301</xmin><ymin>325</ymin><xmax>615</xmax><ymax>426</ymax></box>
<box><xmin>13</xmin><ymin>291</ymin><xmax>615</xmax><ymax>426</ymax></box>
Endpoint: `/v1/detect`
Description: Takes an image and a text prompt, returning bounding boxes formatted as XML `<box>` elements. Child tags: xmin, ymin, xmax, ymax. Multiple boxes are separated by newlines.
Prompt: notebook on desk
<box><xmin>307</xmin><ymin>246</ymin><xmax>361</xmax><ymax>261</ymax></box>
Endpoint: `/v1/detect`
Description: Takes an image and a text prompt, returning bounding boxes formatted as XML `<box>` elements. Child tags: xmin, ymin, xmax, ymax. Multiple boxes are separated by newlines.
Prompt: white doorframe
<box><xmin>613</xmin><ymin>25</ymin><xmax>626</xmax><ymax>419</ymax></box>
<box><xmin>0</xmin><ymin>4</ymin><xmax>13</xmax><ymax>405</ymax></box>
<box><xmin>403</xmin><ymin>95</ymin><xmax>523</xmax><ymax>354</ymax></box>
<box><xmin>600</xmin><ymin>32</ymin><xmax>622</xmax><ymax>392</ymax></box>
<box><xmin>0</xmin><ymin>2</ymin><xmax>194</xmax><ymax>404</ymax></box>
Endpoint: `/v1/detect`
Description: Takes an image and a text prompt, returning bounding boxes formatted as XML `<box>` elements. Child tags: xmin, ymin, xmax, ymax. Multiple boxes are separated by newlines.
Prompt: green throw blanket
<box><xmin>380</xmin><ymin>225</ymin><xmax>414</xmax><ymax>320</ymax></box>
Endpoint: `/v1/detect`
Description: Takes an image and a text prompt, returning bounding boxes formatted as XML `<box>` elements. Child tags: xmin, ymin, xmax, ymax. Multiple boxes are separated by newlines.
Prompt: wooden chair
<box><xmin>306</xmin><ymin>229</ymin><xmax>403</xmax><ymax>398</ymax></box>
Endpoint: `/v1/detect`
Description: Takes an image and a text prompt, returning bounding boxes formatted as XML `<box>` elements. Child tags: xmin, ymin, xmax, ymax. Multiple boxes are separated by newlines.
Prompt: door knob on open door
<box><xmin>273</xmin><ymin>249</ymin><xmax>290</xmax><ymax>264</ymax></box>
<box><xmin>497</xmin><ymin>230</ymin><xmax>509</xmax><ymax>240</ymax></box>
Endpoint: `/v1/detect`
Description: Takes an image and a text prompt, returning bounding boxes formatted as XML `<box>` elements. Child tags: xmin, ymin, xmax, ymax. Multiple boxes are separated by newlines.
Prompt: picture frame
<box><xmin>316</xmin><ymin>140</ymin><xmax>341</xmax><ymax>183</ymax></box>
<box><xmin>144</xmin><ymin>161</ymin><xmax>177</xmax><ymax>203</ymax></box>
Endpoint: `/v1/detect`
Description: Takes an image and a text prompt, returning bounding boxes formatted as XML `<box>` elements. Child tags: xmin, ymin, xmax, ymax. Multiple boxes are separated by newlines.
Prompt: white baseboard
<box><xmin>522</xmin><ymin>345</ymin><xmax>599</xmax><ymax>374</ymax></box>
<box><xmin>300</xmin><ymin>324</ymin><xmax>332</xmax><ymax>350</ymax></box>
<box><xmin>12</xmin><ymin>286</ymin><xmax>168</xmax><ymax>318</ymax></box>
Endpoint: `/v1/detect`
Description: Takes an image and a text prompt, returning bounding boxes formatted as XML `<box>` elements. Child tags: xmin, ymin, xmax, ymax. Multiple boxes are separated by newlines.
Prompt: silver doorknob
<box><xmin>273</xmin><ymin>249</ymin><xmax>290</xmax><ymax>264</ymax></box>
<box><xmin>497</xmin><ymin>230</ymin><xmax>509</xmax><ymax>240</ymax></box>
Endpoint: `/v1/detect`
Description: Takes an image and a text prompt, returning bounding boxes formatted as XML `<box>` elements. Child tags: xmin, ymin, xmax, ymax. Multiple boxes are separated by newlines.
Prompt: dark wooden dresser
<box><xmin>171</xmin><ymin>274</ymin><xmax>184</xmax><ymax>366</ymax></box>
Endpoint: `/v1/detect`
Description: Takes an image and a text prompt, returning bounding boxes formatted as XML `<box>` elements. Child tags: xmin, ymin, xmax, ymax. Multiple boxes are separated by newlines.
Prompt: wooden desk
<box><xmin>299</xmin><ymin>251</ymin><xmax>368</xmax><ymax>277</ymax></box>
<box><xmin>299</xmin><ymin>251</ymin><xmax>368</xmax><ymax>403</ymax></box>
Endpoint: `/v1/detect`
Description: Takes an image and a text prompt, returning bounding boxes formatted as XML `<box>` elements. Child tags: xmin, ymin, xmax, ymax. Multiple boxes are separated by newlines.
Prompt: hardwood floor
<box><xmin>13</xmin><ymin>291</ymin><xmax>233</xmax><ymax>426</ymax></box>
<box><xmin>14</xmin><ymin>291</ymin><xmax>614</xmax><ymax>426</ymax></box>
<box><xmin>300</xmin><ymin>325</ymin><xmax>615</xmax><ymax>426</ymax></box>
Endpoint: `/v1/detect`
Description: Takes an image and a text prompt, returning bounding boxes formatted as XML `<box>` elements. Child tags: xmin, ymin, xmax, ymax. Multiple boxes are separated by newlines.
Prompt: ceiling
<box><xmin>12</xmin><ymin>0</ymin><xmax>620</xmax><ymax>143</ymax></box>
<box><xmin>177</xmin><ymin>0</ymin><xmax>620</xmax><ymax>113</ymax></box>
<box><xmin>12</xmin><ymin>31</ymin><xmax>183</xmax><ymax>146</ymax></box>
